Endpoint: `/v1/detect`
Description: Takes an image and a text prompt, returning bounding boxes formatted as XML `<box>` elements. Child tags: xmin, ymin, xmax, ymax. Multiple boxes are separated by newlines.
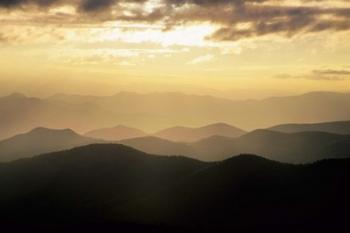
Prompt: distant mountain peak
<box><xmin>200</xmin><ymin>122</ymin><xmax>243</xmax><ymax>130</ymax></box>
<box><xmin>0</xmin><ymin>127</ymin><xmax>100</xmax><ymax>162</ymax></box>
<box><xmin>3</xmin><ymin>92</ymin><xmax>27</xmax><ymax>99</ymax></box>
<box><xmin>29</xmin><ymin>127</ymin><xmax>77</xmax><ymax>136</ymax></box>
<box><xmin>154</xmin><ymin>123</ymin><xmax>246</xmax><ymax>142</ymax></box>
<box><xmin>207</xmin><ymin>122</ymin><xmax>232</xmax><ymax>127</ymax></box>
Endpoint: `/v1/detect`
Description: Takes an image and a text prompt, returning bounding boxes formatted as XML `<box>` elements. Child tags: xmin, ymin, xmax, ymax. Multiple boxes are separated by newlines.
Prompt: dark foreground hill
<box><xmin>1</xmin><ymin>144</ymin><xmax>350</xmax><ymax>232</ymax></box>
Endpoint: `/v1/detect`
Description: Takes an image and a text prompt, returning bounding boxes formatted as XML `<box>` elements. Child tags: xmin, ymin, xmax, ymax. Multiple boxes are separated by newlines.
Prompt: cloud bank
<box><xmin>276</xmin><ymin>69</ymin><xmax>350</xmax><ymax>81</ymax></box>
<box><xmin>1</xmin><ymin>0</ymin><xmax>350</xmax><ymax>41</ymax></box>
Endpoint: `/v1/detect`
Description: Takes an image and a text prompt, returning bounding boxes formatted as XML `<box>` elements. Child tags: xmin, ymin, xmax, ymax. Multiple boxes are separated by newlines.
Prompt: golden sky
<box><xmin>1</xmin><ymin>0</ymin><xmax>350</xmax><ymax>99</ymax></box>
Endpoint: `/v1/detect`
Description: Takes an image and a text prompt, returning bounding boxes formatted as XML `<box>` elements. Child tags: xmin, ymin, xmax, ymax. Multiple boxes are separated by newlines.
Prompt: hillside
<box><xmin>0</xmin><ymin>144</ymin><xmax>206</xmax><ymax>227</ymax></box>
<box><xmin>2</xmin><ymin>127</ymin><xmax>349</xmax><ymax>164</ymax></box>
<box><xmin>0</xmin><ymin>144</ymin><xmax>350</xmax><ymax>232</ymax></box>
<box><xmin>119</xmin><ymin>130</ymin><xmax>350</xmax><ymax>163</ymax></box>
<box><xmin>154</xmin><ymin>123</ymin><xmax>246</xmax><ymax>142</ymax></box>
<box><xmin>120</xmin><ymin>136</ymin><xmax>195</xmax><ymax>156</ymax></box>
<box><xmin>0</xmin><ymin>127</ymin><xmax>102</xmax><ymax>162</ymax></box>
<box><xmin>192</xmin><ymin>130</ymin><xmax>350</xmax><ymax>163</ymax></box>
<box><xmin>269</xmin><ymin>121</ymin><xmax>350</xmax><ymax>135</ymax></box>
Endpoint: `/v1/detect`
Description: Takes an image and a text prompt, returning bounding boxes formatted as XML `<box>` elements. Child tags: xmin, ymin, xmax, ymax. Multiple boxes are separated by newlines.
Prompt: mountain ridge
<box><xmin>154</xmin><ymin>122</ymin><xmax>246</xmax><ymax>142</ymax></box>
<box><xmin>2</xmin><ymin>91</ymin><xmax>350</xmax><ymax>139</ymax></box>
<box><xmin>268</xmin><ymin>120</ymin><xmax>350</xmax><ymax>135</ymax></box>
<box><xmin>1</xmin><ymin>143</ymin><xmax>350</xmax><ymax>232</ymax></box>
<box><xmin>0</xmin><ymin>127</ymin><xmax>103</xmax><ymax>162</ymax></box>
<box><xmin>120</xmin><ymin>129</ymin><xmax>350</xmax><ymax>163</ymax></box>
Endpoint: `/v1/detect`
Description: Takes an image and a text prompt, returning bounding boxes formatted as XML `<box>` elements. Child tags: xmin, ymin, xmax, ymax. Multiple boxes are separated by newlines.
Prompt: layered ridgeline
<box><xmin>84</xmin><ymin>123</ymin><xmax>245</xmax><ymax>142</ymax></box>
<box><xmin>153</xmin><ymin>123</ymin><xmax>246</xmax><ymax>142</ymax></box>
<box><xmin>0</xmin><ymin>128</ymin><xmax>103</xmax><ymax>162</ymax></box>
<box><xmin>121</xmin><ymin>130</ymin><xmax>350</xmax><ymax>163</ymax></box>
<box><xmin>0</xmin><ymin>93</ymin><xmax>117</xmax><ymax>140</ymax></box>
<box><xmin>1</xmin><ymin>126</ymin><xmax>350</xmax><ymax>163</ymax></box>
<box><xmin>269</xmin><ymin>121</ymin><xmax>350</xmax><ymax>135</ymax></box>
<box><xmin>1</xmin><ymin>91</ymin><xmax>350</xmax><ymax>140</ymax></box>
<box><xmin>1</xmin><ymin>144</ymin><xmax>350</xmax><ymax>232</ymax></box>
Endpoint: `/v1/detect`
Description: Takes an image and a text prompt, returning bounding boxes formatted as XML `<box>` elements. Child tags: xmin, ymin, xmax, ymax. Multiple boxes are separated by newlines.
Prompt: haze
<box><xmin>2</xmin><ymin>1</ymin><xmax>350</xmax><ymax>231</ymax></box>
<box><xmin>1</xmin><ymin>0</ymin><xmax>350</xmax><ymax>99</ymax></box>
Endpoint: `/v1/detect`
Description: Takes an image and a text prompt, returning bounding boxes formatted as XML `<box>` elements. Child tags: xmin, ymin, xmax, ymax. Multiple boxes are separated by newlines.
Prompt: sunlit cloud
<box><xmin>0</xmin><ymin>0</ymin><xmax>350</xmax><ymax>43</ymax></box>
<box><xmin>188</xmin><ymin>54</ymin><xmax>215</xmax><ymax>65</ymax></box>
<box><xmin>1</xmin><ymin>0</ymin><xmax>350</xmax><ymax>97</ymax></box>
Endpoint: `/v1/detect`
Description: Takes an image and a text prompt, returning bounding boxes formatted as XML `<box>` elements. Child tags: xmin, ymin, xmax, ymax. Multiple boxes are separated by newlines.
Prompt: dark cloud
<box><xmin>1</xmin><ymin>0</ymin><xmax>350</xmax><ymax>41</ymax></box>
<box><xmin>0</xmin><ymin>0</ymin><xmax>151</xmax><ymax>12</ymax></box>
<box><xmin>276</xmin><ymin>69</ymin><xmax>350</xmax><ymax>81</ymax></box>
<box><xmin>313</xmin><ymin>69</ymin><xmax>350</xmax><ymax>76</ymax></box>
<box><xmin>166</xmin><ymin>0</ymin><xmax>267</xmax><ymax>6</ymax></box>
<box><xmin>0</xmin><ymin>0</ymin><xmax>62</xmax><ymax>8</ymax></box>
<box><xmin>175</xmin><ymin>4</ymin><xmax>350</xmax><ymax>41</ymax></box>
<box><xmin>80</xmin><ymin>0</ymin><xmax>117</xmax><ymax>12</ymax></box>
<box><xmin>0</xmin><ymin>0</ymin><xmax>119</xmax><ymax>11</ymax></box>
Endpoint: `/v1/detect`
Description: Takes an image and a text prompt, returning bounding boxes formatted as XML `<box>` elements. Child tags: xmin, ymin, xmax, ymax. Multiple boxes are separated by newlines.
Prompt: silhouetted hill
<box><xmin>118</xmin><ymin>130</ymin><xmax>350</xmax><ymax>163</ymax></box>
<box><xmin>1</xmin><ymin>144</ymin><xmax>350</xmax><ymax>232</ymax></box>
<box><xmin>192</xmin><ymin>130</ymin><xmax>350</xmax><ymax>163</ymax></box>
<box><xmin>190</xmin><ymin>135</ymin><xmax>237</xmax><ymax>160</ymax></box>
<box><xmin>322</xmin><ymin>138</ymin><xmax>350</xmax><ymax>159</ymax></box>
<box><xmin>233</xmin><ymin>130</ymin><xmax>350</xmax><ymax>163</ymax></box>
<box><xmin>154</xmin><ymin>123</ymin><xmax>246</xmax><ymax>142</ymax></box>
<box><xmin>0</xmin><ymin>144</ymin><xmax>206</xmax><ymax>227</ymax></box>
<box><xmin>85</xmin><ymin>125</ymin><xmax>147</xmax><ymax>141</ymax></box>
<box><xmin>269</xmin><ymin>121</ymin><xmax>350</xmax><ymax>134</ymax></box>
<box><xmin>0</xmin><ymin>127</ymin><xmax>102</xmax><ymax>162</ymax></box>
<box><xmin>119</xmin><ymin>155</ymin><xmax>350</xmax><ymax>232</ymax></box>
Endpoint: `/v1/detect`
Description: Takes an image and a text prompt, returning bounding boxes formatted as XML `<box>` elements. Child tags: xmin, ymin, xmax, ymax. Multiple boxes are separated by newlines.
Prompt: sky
<box><xmin>1</xmin><ymin>0</ymin><xmax>350</xmax><ymax>99</ymax></box>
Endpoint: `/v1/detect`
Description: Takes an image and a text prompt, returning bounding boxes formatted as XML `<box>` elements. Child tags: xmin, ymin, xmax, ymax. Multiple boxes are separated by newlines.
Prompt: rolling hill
<box><xmin>1</xmin><ymin>144</ymin><xmax>350</xmax><ymax>232</ymax></box>
<box><xmin>120</xmin><ymin>136</ymin><xmax>195</xmax><ymax>156</ymax></box>
<box><xmin>154</xmin><ymin>123</ymin><xmax>246</xmax><ymax>142</ymax></box>
<box><xmin>0</xmin><ymin>127</ymin><xmax>102</xmax><ymax>162</ymax></box>
<box><xmin>1</xmin><ymin>127</ymin><xmax>349</xmax><ymax>164</ymax></box>
<box><xmin>119</xmin><ymin>130</ymin><xmax>350</xmax><ymax>163</ymax></box>
<box><xmin>233</xmin><ymin>130</ymin><xmax>350</xmax><ymax>163</ymax></box>
<box><xmin>268</xmin><ymin>121</ymin><xmax>350</xmax><ymax>134</ymax></box>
